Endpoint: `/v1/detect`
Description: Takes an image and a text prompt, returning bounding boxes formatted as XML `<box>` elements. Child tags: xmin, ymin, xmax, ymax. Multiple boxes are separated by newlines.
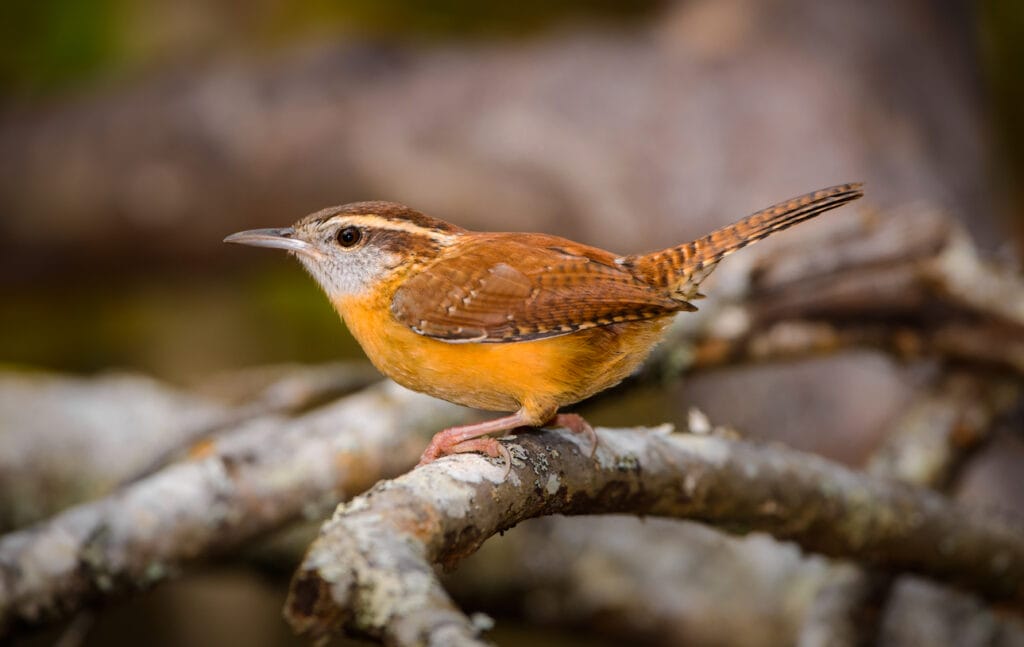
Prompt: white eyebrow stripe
<box><xmin>321</xmin><ymin>214</ymin><xmax>460</xmax><ymax>242</ymax></box>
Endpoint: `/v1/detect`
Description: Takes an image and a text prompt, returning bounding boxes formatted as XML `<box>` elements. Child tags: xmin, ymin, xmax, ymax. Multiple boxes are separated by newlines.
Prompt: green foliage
<box><xmin>0</xmin><ymin>0</ymin><xmax>120</xmax><ymax>93</ymax></box>
<box><xmin>267</xmin><ymin>0</ymin><xmax>658</xmax><ymax>40</ymax></box>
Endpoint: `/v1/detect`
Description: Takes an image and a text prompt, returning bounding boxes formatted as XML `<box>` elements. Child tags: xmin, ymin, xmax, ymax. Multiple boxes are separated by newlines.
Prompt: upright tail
<box><xmin>622</xmin><ymin>183</ymin><xmax>864</xmax><ymax>301</ymax></box>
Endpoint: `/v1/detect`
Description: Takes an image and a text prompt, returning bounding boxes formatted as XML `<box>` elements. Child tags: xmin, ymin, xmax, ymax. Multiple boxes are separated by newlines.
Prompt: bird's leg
<box><xmin>417</xmin><ymin>411</ymin><xmax>530</xmax><ymax>471</ymax></box>
<box><xmin>544</xmin><ymin>413</ymin><xmax>598</xmax><ymax>458</ymax></box>
<box><xmin>416</xmin><ymin>410</ymin><xmax>597</xmax><ymax>475</ymax></box>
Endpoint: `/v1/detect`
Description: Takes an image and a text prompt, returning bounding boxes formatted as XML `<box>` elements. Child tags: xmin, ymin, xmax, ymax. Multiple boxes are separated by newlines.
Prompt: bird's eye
<box><xmin>336</xmin><ymin>226</ymin><xmax>362</xmax><ymax>248</ymax></box>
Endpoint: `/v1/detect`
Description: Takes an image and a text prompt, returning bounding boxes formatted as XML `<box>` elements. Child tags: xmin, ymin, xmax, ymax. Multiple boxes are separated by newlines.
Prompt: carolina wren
<box><xmin>226</xmin><ymin>183</ymin><xmax>862</xmax><ymax>471</ymax></box>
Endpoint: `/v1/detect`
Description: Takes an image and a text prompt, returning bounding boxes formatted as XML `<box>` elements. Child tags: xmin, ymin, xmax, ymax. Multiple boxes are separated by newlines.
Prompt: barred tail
<box><xmin>625</xmin><ymin>183</ymin><xmax>863</xmax><ymax>300</ymax></box>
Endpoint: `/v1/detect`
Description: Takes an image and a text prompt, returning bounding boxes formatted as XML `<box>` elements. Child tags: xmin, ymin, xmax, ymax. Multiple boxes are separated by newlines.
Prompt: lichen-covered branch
<box><xmin>0</xmin><ymin>382</ymin><xmax>474</xmax><ymax>636</ymax></box>
<box><xmin>797</xmin><ymin>375</ymin><xmax>1022</xmax><ymax>647</ymax></box>
<box><xmin>285</xmin><ymin>426</ymin><xmax>1024</xmax><ymax>645</ymax></box>
<box><xmin>0</xmin><ymin>362</ymin><xmax>379</xmax><ymax>530</ymax></box>
<box><xmin>4</xmin><ymin>205</ymin><xmax>1023</xmax><ymax>643</ymax></box>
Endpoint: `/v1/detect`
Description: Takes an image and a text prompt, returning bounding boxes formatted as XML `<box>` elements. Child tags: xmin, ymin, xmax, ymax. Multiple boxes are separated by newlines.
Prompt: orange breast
<box><xmin>335</xmin><ymin>291</ymin><xmax>673</xmax><ymax>418</ymax></box>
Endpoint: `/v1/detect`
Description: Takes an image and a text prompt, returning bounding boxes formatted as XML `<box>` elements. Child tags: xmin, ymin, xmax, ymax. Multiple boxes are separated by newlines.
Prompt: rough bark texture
<box><xmin>0</xmin><ymin>362</ymin><xmax>379</xmax><ymax>530</ymax></box>
<box><xmin>0</xmin><ymin>382</ymin><xmax>473</xmax><ymax>636</ymax></box>
<box><xmin>797</xmin><ymin>375</ymin><xmax>1022</xmax><ymax>647</ymax></box>
<box><xmin>438</xmin><ymin>379</ymin><xmax>1024</xmax><ymax>647</ymax></box>
<box><xmin>285</xmin><ymin>427</ymin><xmax>1024</xmax><ymax>645</ymax></box>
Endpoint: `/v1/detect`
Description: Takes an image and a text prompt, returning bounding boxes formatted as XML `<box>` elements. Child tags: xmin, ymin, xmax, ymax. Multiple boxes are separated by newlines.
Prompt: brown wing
<box><xmin>390</xmin><ymin>234</ymin><xmax>686</xmax><ymax>343</ymax></box>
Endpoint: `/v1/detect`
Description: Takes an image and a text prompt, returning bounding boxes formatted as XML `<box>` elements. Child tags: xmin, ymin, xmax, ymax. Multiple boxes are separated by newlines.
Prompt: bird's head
<box><xmin>224</xmin><ymin>201</ymin><xmax>463</xmax><ymax>300</ymax></box>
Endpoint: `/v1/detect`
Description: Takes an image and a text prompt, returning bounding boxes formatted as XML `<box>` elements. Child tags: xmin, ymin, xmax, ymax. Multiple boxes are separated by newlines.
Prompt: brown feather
<box><xmin>301</xmin><ymin>201</ymin><xmax>465</xmax><ymax>234</ymax></box>
<box><xmin>390</xmin><ymin>184</ymin><xmax>862</xmax><ymax>344</ymax></box>
<box><xmin>391</xmin><ymin>234</ymin><xmax>684</xmax><ymax>343</ymax></box>
<box><xmin>622</xmin><ymin>183</ymin><xmax>863</xmax><ymax>300</ymax></box>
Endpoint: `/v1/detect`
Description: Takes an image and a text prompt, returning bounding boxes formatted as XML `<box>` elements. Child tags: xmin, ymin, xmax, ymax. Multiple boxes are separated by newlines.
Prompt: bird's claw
<box><xmin>549</xmin><ymin>413</ymin><xmax>598</xmax><ymax>458</ymax></box>
<box><xmin>417</xmin><ymin>430</ymin><xmax>513</xmax><ymax>477</ymax></box>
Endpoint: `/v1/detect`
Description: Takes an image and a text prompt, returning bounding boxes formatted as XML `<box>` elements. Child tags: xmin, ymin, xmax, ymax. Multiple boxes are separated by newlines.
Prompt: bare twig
<box><xmin>0</xmin><ymin>382</ymin><xmax>473</xmax><ymax>636</ymax></box>
<box><xmin>285</xmin><ymin>426</ymin><xmax>1024</xmax><ymax>645</ymax></box>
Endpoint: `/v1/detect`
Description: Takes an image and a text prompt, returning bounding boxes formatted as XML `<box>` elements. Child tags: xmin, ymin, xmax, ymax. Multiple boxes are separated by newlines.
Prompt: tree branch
<box><xmin>0</xmin><ymin>362</ymin><xmax>380</xmax><ymax>530</ymax></box>
<box><xmin>0</xmin><ymin>382</ymin><xmax>473</xmax><ymax>636</ymax></box>
<box><xmin>284</xmin><ymin>426</ymin><xmax>1024</xmax><ymax>645</ymax></box>
<box><xmin>5</xmin><ymin>206</ymin><xmax>1023</xmax><ymax>642</ymax></box>
<box><xmin>797</xmin><ymin>374</ymin><xmax>1021</xmax><ymax>646</ymax></box>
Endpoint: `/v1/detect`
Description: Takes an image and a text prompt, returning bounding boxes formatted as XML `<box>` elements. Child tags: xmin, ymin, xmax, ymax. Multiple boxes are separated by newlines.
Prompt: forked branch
<box><xmin>0</xmin><ymin>383</ymin><xmax>473</xmax><ymax>636</ymax></box>
<box><xmin>285</xmin><ymin>426</ymin><xmax>1024</xmax><ymax>645</ymax></box>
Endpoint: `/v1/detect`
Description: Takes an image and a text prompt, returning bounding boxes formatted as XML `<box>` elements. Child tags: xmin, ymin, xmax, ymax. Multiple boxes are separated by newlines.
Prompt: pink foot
<box><xmin>416</xmin><ymin>412</ymin><xmax>526</xmax><ymax>474</ymax></box>
<box><xmin>417</xmin><ymin>431</ymin><xmax>508</xmax><ymax>463</ymax></box>
<box><xmin>453</xmin><ymin>438</ymin><xmax>513</xmax><ymax>478</ymax></box>
<box><xmin>546</xmin><ymin>413</ymin><xmax>598</xmax><ymax>458</ymax></box>
<box><xmin>417</xmin><ymin>431</ymin><xmax>514</xmax><ymax>477</ymax></box>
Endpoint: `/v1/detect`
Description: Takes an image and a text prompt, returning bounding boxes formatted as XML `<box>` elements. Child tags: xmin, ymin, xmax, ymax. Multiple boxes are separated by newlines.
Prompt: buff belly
<box><xmin>338</xmin><ymin>294</ymin><xmax>674</xmax><ymax>415</ymax></box>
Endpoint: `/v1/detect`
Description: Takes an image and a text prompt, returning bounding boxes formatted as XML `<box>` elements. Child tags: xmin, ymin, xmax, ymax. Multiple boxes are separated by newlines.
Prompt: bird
<box><xmin>225</xmin><ymin>183</ymin><xmax>863</xmax><ymax>473</ymax></box>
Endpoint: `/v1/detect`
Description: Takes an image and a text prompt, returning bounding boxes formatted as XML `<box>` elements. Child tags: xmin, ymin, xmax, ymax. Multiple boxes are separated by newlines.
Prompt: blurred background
<box><xmin>2</xmin><ymin>0</ymin><xmax>1023</xmax><ymax>645</ymax></box>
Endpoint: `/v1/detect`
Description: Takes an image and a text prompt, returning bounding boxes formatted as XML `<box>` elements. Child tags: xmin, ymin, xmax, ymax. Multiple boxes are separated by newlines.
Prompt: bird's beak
<box><xmin>223</xmin><ymin>227</ymin><xmax>318</xmax><ymax>256</ymax></box>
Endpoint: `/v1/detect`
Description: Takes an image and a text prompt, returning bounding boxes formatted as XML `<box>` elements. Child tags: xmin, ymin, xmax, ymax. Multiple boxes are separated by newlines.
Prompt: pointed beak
<box><xmin>223</xmin><ymin>227</ymin><xmax>318</xmax><ymax>256</ymax></box>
